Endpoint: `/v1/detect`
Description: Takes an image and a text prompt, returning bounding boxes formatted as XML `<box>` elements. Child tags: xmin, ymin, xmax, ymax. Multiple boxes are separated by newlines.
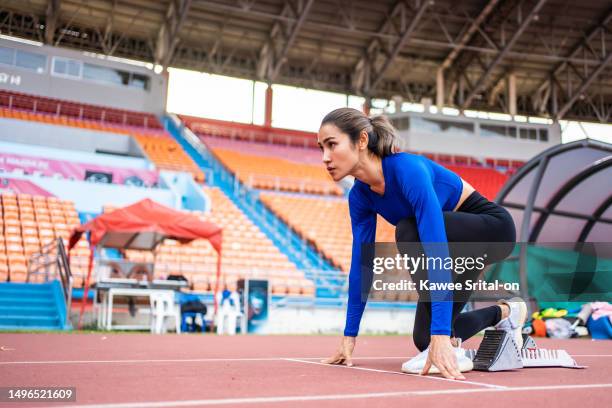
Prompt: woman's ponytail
<box><xmin>320</xmin><ymin>108</ymin><xmax>398</xmax><ymax>158</ymax></box>
<box><xmin>369</xmin><ymin>114</ymin><xmax>398</xmax><ymax>157</ymax></box>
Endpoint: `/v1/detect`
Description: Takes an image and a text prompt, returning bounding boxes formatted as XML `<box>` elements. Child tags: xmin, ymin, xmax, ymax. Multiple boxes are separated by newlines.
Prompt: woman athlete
<box><xmin>318</xmin><ymin>108</ymin><xmax>527</xmax><ymax>380</ymax></box>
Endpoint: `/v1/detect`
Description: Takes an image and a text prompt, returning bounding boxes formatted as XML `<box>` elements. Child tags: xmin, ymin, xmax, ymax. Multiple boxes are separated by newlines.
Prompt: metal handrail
<box><xmin>56</xmin><ymin>238</ymin><xmax>74</xmax><ymax>323</ymax></box>
<box><xmin>27</xmin><ymin>238</ymin><xmax>73</xmax><ymax>327</ymax></box>
<box><xmin>27</xmin><ymin>239</ymin><xmax>58</xmax><ymax>282</ymax></box>
<box><xmin>1</xmin><ymin>93</ymin><xmax>156</xmax><ymax>129</ymax></box>
<box><xmin>189</xmin><ymin>124</ymin><xmax>316</xmax><ymax>148</ymax></box>
<box><xmin>178</xmin><ymin>120</ymin><xmax>329</xmax><ymax>271</ymax></box>
<box><xmin>245</xmin><ymin>173</ymin><xmax>342</xmax><ymax>196</ymax></box>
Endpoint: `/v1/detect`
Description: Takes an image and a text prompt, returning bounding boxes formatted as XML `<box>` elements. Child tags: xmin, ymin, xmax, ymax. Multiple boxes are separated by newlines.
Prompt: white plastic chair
<box><xmin>215</xmin><ymin>291</ymin><xmax>243</xmax><ymax>335</ymax></box>
<box><xmin>150</xmin><ymin>292</ymin><xmax>181</xmax><ymax>334</ymax></box>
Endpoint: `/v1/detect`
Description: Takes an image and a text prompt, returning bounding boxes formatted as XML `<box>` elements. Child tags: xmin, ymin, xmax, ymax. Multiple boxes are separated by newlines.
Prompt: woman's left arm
<box><xmin>394</xmin><ymin>158</ymin><xmax>453</xmax><ymax>334</ymax></box>
<box><xmin>393</xmin><ymin>157</ymin><xmax>464</xmax><ymax>380</ymax></box>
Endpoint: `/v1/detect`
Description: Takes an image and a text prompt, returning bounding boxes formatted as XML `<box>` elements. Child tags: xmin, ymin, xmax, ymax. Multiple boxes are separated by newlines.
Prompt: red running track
<box><xmin>0</xmin><ymin>334</ymin><xmax>611</xmax><ymax>407</ymax></box>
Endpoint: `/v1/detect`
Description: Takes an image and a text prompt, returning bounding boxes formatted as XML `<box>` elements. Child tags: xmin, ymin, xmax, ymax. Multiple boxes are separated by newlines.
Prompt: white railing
<box><xmin>190</xmin><ymin>124</ymin><xmax>317</xmax><ymax>148</ymax></box>
<box><xmin>1</xmin><ymin>93</ymin><xmax>156</xmax><ymax>129</ymax></box>
<box><xmin>244</xmin><ymin>173</ymin><xmax>341</xmax><ymax>196</ymax></box>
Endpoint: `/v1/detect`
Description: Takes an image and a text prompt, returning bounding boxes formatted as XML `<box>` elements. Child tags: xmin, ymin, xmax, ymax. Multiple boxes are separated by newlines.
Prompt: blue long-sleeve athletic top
<box><xmin>345</xmin><ymin>152</ymin><xmax>463</xmax><ymax>337</ymax></box>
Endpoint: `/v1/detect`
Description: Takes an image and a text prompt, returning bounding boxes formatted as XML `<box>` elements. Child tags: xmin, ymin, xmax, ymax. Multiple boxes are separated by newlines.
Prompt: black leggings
<box><xmin>395</xmin><ymin>191</ymin><xmax>516</xmax><ymax>351</ymax></box>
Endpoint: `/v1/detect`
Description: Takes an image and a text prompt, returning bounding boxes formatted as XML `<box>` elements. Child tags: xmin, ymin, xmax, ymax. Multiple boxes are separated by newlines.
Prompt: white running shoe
<box><xmin>401</xmin><ymin>339</ymin><xmax>474</xmax><ymax>374</ymax></box>
<box><xmin>495</xmin><ymin>297</ymin><xmax>528</xmax><ymax>348</ymax></box>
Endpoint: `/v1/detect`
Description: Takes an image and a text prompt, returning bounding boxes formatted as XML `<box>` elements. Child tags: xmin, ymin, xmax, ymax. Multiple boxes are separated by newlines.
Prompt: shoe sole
<box><xmin>401</xmin><ymin>358</ymin><xmax>474</xmax><ymax>374</ymax></box>
<box><xmin>508</xmin><ymin>296</ymin><xmax>528</xmax><ymax>348</ymax></box>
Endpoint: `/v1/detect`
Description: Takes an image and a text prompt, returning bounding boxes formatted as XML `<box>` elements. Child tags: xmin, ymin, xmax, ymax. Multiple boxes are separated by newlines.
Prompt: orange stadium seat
<box><xmin>260</xmin><ymin>192</ymin><xmax>394</xmax><ymax>273</ymax></box>
<box><xmin>119</xmin><ymin>187</ymin><xmax>315</xmax><ymax>296</ymax></box>
<box><xmin>1</xmin><ymin>193</ymin><xmax>80</xmax><ymax>282</ymax></box>
<box><xmin>0</xmin><ymin>90</ymin><xmax>162</xmax><ymax>129</ymax></box>
<box><xmin>0</xmin><ymin>105</ymin><xmax>204</xmax><ymax>183</ymax></box>
<box><xmin>208</xmin><ymin>147</ymin><xmax>342</xmax><ymax>196</ymax></box>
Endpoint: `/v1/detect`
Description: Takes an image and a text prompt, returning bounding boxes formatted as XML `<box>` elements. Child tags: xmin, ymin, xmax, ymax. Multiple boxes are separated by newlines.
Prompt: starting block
<box><xmin>471</xmin><ymin>329</ymin><xmax>523</xmax><ymax>371</ymax></box>
<box><xmin>522</xmin><ymin>333</ymin><xmax>537</xmax><ymax>349</ymax></box>
<box><xmin>465</xmin><ymin>330</ymin><xmax>585</xmax><ymax>371</ymax></box>
<box><xmin>521</xmin><ymin>348</ymin><xmax>585</xmax><ymax>369</ymax></box>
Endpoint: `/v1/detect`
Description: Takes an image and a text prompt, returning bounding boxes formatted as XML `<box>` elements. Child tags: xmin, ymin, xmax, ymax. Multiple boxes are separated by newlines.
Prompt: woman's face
<box><xmin>317</xmin><ymin>123</ymin><xmax>360</xmax><ymax>181</ymax></box>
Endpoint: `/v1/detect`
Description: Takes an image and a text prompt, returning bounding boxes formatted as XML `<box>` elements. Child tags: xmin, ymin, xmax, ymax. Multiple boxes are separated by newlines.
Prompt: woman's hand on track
<box><xmin>321</xmin><ymin>336</ymin><xmax>356</xmax><ymax>366</ymax></box>
<box><xmin>421</xmin><ymin>335</ymin><xmax>465</xmax><ymax>380</ymax></box>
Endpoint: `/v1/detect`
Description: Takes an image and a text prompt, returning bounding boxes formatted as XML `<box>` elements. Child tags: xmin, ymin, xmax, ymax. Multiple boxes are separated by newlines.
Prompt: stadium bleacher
<box><xmin>0</xmin><ymin>192</ymin><xmax>89</xmax><ymax>284</ymax></box>
<box><xmin>0</xmin><ymin>89</ymin><xmax>162</xmax><ymax>129</ymax></box>
<box><xmin>0</xmin><ymin>97</ymin><xmax>204</xmax><ymax>182</ymax></box>
<box><xmin>0</xmin><ymin>98</ymin><xmax>510</xmax><ymax>296</ymax></box>
<box><xmin>185</xmin><ymin>117</ymin><xmax>513</xmax><ymax>199</ymax></box>
<box><xmin>1</xmin><ymin>189</ymin><xmax>315</xmax><ymax>297</ymax></box>
<box><xmin>180</xmin><ymin>114</ymin><xmax>318</xmax><ymax>148</ymax></box>
<box><xmin>0</xmin><ymin>46</ymin><xmax>535</xmax><ymax>334</ymax></box>
<box><xmin>445</xmin><ymin>165</ymin><xmax>508</xmax><ymax>201</ymax></box>
<box><xmin>116</xmin><ymin>186</ymin><xmax>315</xmax><ymax>296</ymax></box>
<box><xmin>207</xmin><ymin>143</ymin><xmax>343</xmax><ymax>196</ymax></box>
<box><xmin>260</xmin><ymin>192</ymin><xmax>395</xmax><ymax>273</ymax></box>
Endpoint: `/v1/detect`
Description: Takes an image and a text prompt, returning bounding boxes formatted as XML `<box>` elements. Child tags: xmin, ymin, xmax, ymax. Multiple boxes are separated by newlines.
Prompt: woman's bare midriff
<box><xmin>453</xmin><ymin>179</ymin><xmax>476</xmax><ymax>211</ymax></box>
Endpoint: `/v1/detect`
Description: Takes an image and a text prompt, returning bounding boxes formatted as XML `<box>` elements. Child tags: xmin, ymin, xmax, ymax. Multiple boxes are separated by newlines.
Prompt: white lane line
<box><xmin>0</xmin><ymin>357</ymin><xmax>309</xmax><ymax>365</ymax></box>
<box><xmin>2</xmin><ymin>353</ymin><xmax>608</xmax><ymax>366</ymax></box>
<box><xmin>0</xmin><ymin>356</ymin><xmax>416</xmax><ymax>365</ymax></box>
<box><xmin>50</xmin><ymin>383</ymin><xmax>612</xmax><ymax>408</ymax></box>
<box><xmin>283</xmin><ymin>358</ymin><xmax>508</xmax><ymax>389</ymax></box>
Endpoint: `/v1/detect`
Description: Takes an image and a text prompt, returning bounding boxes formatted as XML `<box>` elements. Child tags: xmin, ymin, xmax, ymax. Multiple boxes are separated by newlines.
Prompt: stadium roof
<box><xmin>1</xmin><ymin>0</ymin><xmax>611</xmax><ymax>122</ymax></box>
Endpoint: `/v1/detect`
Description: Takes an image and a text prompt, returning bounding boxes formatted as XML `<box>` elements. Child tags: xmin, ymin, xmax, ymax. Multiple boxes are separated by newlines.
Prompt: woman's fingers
<box><xmin>439</xmin><ymin>369</ymin><xmax>452</xmax><ymax>379</ymax></box>
<box><xmin>321</xmin><ymin>353</ymin><xmax>342</xmax><ymax>364</ymax></box>
<box><xmin>444</xmin><ymin>355</ymin><xmax>465</xmax><ymax>380</ymax></box>
<box><xmin>422</xmin><ymin>358</ymin><xmax>465</xmax><ymax>380</ymax></box>
<box><xmin>443</xmin><ymin>362</ymin><xmax>465</xmax><ymax>380</ymax></box>
<box><xmin>321</xmin><ymin>356</ymin><xmax>354</xmax><ymax>366</ymax></box>
<box><xmin>448</xmin><ymin>362</ymin><xmax>465</xmax><ymax>380</ymax></box>
<box><xmin>441</xmin><ymin>363</ymin><xmax>458</xmax><ymax>380</ymax></box>
<box><xmin>434</xmin><ymin>357</ymin><xmax>457</xmax><ymax>380</ymax></box>
<box><xmin>420</xmin><ymin>359</ymin><xmax>432</xmax><ymax>375</ymax></box>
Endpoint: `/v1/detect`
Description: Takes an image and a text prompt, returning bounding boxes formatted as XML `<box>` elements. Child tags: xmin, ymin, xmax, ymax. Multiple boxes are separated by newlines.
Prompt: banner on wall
<box><xmin>0</xmin><ymin>177</ymin><xmax>53</xmax><ymax>196</ymax></box>
<box><xmin>0</xmin><ymin>152</ymin><xmax>158</xmax><ymax>187</ymax></box>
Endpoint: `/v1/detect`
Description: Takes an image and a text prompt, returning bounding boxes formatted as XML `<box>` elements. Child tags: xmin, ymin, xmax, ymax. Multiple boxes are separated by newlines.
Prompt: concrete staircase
<box><xmin>0</xmin><ymin>281</ymin><xmax>70</xmax><ymax>330</ymax></box>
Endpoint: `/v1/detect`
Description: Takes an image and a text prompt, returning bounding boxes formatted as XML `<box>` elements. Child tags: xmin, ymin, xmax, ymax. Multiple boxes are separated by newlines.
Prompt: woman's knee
<box><xmin>395</xmin><ymin>217</ymin><xmax>419</xmax><ymax>242</ymax></box>
<box><xmin>487</xmin><ymin>209</ymin><xmax>517</xmax><ymax>262</ymax></box>
<box><xmin>495</xmin><ymin>206</ymin><xmax>516</xmax><ymax>242</ymax></box>
<box><xmin>413</xmin><ymin>329</ymin><xmax>430</xmax><ymax>352</ymax></box>
<box><xmin>487</xmin><ymin>241</ymin><xmax>516</xmax><ymax>264</ymax></box>
<box><xmin>412</xmin><ymin>302</ymin><xmax>431</xmax><ymax>352</ymax></box>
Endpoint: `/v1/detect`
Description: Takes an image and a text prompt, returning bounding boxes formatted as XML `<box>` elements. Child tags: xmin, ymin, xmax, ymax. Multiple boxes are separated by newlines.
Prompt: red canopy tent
<box><xmin>68</xmin><ymin>198</ymin><xmax>223</xmax><ymax>329</ymax></box>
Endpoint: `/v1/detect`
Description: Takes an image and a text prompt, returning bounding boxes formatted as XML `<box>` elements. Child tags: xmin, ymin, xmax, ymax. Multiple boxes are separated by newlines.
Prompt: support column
<box><xmin>550</xmin><ymin>78</ymin><xmax>558</xmax><ymax>117</ymax></box>
<box><xmin>458</xmin><ymin>76</ymin><xmax>465</xmax><ymax>108</ymax></box>
<box><xmin>363</xmin><ymin>96</ymin><xmax>372</xmax><ymax>116</ymax></box>
<box><xmin>162</xmin><ymin>70</ymin><xmax>170</xmax><ymax>114</ymax></box>
<box><xmin>251</xmin><ymin>81</ymin><xmax>256</xmax><ymax>124</ymax></box>
<box><xmin>264</xmin><ymin>84</ymin><xmax>273</xmax><ymax>127</ymax></box>
<box><xmin>436</xmin><ymin>68</ymin><xmax>445</xmax><ymax>110</ymax></box>
<box><xmin>507</xmin><ymin>73</ymin><xmax>517</xmax><ymax>116</ymax></box>
<box><xmin>392</xmin><ymin>95</ymin><xmax>403</xmax><ymax>114</ymax></box>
